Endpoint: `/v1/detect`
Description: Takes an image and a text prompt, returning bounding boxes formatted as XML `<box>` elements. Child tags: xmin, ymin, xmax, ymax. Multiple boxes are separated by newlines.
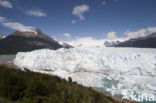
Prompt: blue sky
<box><xmin>0</xmin><ymin>0</ymin><xmax>156</xmax><ymax>41</ymax></box>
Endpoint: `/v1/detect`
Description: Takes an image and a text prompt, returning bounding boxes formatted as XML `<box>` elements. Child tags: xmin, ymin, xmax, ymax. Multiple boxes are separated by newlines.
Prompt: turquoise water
<box><xmin>95</xmin><ymin>87</ymin><xmax>156</xmax><ymax>103</ymax></box>
<box><xmin>94</xmin><ymin>78</ymin><xmax>156</xmax><ymax>103</ymax></box>
<box><xmin>0</xmin><ymin>55</ymin><xmax>15</xmax><ymax>62</ymax></box>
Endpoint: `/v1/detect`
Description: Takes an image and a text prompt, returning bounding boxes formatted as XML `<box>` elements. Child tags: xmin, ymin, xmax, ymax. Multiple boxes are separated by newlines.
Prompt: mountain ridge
<box><xmin>113</xmin><ymin>32</ymin><xmax>156</xmax><ymax>48</ymax></box>
<box><xmin>0</xmin><ymin>29</ymin><xmax>63</xmax><ymax>54</ymax></box>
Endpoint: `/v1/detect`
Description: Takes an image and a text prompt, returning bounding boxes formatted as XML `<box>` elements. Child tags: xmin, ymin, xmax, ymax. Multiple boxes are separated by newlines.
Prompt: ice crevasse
<box><xmin>13</xmin><ymin>47</ymin><xmax>156</xmax><ymax>101</ymax></box>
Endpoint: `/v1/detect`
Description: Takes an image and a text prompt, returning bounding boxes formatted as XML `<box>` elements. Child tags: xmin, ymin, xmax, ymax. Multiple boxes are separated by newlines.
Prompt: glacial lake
<box><xmin>0</xmin><ymin>55</ymin><xmax>16</xmax><ymax>62</ymax></box>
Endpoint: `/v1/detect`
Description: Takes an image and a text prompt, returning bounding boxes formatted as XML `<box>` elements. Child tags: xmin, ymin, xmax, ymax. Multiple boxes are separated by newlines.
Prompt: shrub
<box><xmin>0</xmin><ymin>66</ymin><xmax>116</xmax><ymax>103</ymax></box>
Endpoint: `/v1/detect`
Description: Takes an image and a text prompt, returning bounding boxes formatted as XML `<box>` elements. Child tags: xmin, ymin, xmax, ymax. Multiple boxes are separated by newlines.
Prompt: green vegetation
<box><xmin>0</xmin><ymin>66</ymin><xmax>117</xmax><ymax>103</ymax></box>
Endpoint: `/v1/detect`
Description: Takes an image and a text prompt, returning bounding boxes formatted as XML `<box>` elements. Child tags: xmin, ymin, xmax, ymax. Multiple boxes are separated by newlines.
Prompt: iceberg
<box><xmin>13</xmin><ymin>47</ymin><xmax>156</xmax><ymax>102</ymax></box>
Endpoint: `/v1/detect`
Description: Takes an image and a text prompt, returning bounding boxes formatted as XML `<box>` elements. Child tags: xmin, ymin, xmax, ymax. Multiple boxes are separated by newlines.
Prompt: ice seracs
<box><xmin>13</xmin><ymin>47</ymin><xmax>156</xmax><ymax>102</ymax></box>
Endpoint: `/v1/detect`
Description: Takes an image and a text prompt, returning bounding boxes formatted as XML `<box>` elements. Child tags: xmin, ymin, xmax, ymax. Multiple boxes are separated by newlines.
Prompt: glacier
<box><xmin>13</xmin><ymin>47</ymin><xmax>156</xmax><ymax>102</ymax></box>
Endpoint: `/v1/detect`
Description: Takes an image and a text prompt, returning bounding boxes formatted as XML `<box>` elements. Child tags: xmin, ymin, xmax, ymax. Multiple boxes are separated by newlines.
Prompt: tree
<box><xmin>68</xmin><ymin>77</ymin><xmax>72</xmax><ymax>83</ymax></box>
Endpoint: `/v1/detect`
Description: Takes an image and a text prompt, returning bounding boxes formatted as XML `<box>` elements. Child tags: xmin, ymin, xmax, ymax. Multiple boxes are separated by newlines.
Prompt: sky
<box><xmin>0</xmin><ymin>0</ymin><xmax>156</xmax><ymax>43</ymax></box>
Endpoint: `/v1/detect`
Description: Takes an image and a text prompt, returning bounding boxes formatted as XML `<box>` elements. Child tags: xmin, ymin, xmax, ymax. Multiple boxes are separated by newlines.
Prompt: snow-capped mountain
<box><xmin>114</xmin><ymin>32</ymin><xmax>156</xmax><ymax>48</ymax></box>
<box><xmin>0</xmin><ymin>29</ymin><xmax>62</xmax><ymax>54</ymax></box>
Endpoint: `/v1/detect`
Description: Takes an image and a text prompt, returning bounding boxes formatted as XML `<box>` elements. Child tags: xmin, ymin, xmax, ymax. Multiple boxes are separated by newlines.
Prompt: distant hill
<box><xmin>114</xmin><ymin>32</ymin><xmax>156</xmax><ymax>48</ymax></box>
<box><xmin>0</xmin><ymin>29</ymin><xmax>63</xmax><ymax>54</ymax></box>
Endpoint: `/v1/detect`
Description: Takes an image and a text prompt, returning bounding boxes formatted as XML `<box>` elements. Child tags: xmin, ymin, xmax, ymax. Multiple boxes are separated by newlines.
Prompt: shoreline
<box><xmin>0</xmin><ymin>62</ymin><xmax>19</xmax><ymax>70</ymax></box>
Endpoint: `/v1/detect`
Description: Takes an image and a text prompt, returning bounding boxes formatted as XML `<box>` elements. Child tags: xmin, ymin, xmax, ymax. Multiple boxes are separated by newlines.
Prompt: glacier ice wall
<box><xmin>13</xmin><ymin>47</ymin><xmax>156</xmax><ymax>102</ymax></box>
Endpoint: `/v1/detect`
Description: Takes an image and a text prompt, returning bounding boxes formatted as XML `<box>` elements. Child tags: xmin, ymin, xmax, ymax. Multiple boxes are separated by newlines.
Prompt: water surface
<box><xmin>0</xmin><ymin>55</ymin><xmax>16</xmax><ymax>62</ymax></box>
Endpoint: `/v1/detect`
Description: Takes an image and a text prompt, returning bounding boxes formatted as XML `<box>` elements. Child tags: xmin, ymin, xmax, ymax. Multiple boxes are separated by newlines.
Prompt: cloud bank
<box><xmin>67</xmin><ymin>31</ymin><xmax>126</xmax><ymax>47</ymax></box>
<box><xmin>65</xmin><ymin>27</ymin><xmax>156</xmax><ymax>47</ymax></box>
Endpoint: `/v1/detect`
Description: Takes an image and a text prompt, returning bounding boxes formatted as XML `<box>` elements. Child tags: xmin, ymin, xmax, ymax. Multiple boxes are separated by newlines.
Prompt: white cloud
<box><xmin>0</xmin><ymin>16</ymin><xmax>34</xmax><ymax>31</ymax></box>
<box><xmin>63</xmin><ymin>33</ymin><xmax>71</xmax><ymax>38</ymax></box>
<box><xmin>0</xmin><ymin>0</ymin><xmax>12</xmax><ymax>8</ymax></box>
<box><xmin>67</xmin><ymin>36</ymin><xmax>126</xmax><ymax>47</ymax></box>
<box><xmin>147</xmin><ymin>27</ymin><xmax>156</xmax><ymax>33</ymax></box>
<box><xmin>26</xmin><ymin>9</ymin><xmax>47</xmax><ymax>17</ymax></box>
<box><xmin>107</xmin><ymin>31</ymin><xmax>117</xmax><ymax>39</ymax></box>
<box><xmin>124</xmin><ymin>27</ymin><xmax>156</xmax><ymax>38</ymax></box>
<box><xmin>124</xmin><ymin>29</ymin><xmax>147</xmax><ymax>38</ymax></box>
<box><xmin>102</xmin><ymin>1</ymin><xmax>106</xmax><ymax>5</ymax></box>
<box><xmin>0</xmin><ymin>16</ymin><xmax>6</xmax><ymax>22</ymax></box>
<box><xmin>67</xmin><ymin>37</ymin><xmax>104</xmax><ymax>47</ymax></box>
<box><xmin>72</xmin><ymin>4</ymin><xmax>90</xmax><ymax>20</ymax></box>
<box><xmin>2</xmin><ymin>22</ymin><xmax>34</xmax><ymax>31</ymax></box>
<box><xmin>72</xmin><ymin>20</ymin><xmax>76</xmax><ymax>24</ymax></box>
